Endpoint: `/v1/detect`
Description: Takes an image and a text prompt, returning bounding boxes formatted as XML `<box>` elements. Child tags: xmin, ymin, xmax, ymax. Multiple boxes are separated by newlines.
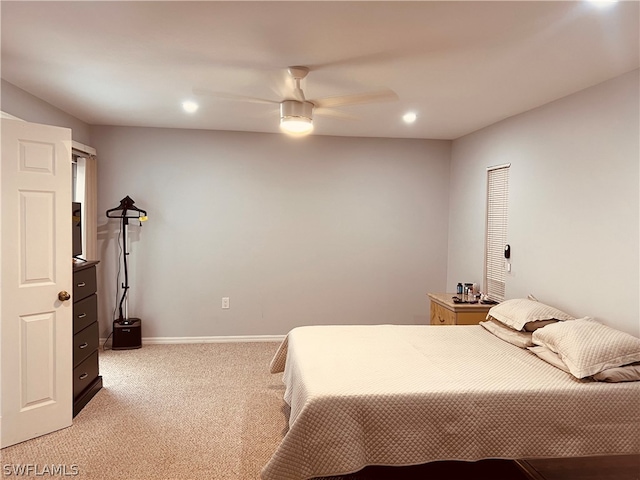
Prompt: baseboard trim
<box><xmin>101</xmin><ymin>334</ymin><xmax>285</xmax><ymax>345</ymax></box>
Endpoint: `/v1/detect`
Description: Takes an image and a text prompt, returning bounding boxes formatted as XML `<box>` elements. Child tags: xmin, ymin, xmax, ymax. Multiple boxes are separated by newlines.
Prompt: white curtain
<box><xmin>84</xmin><ymin>155</ymin><xmax>98</xmax><ymax>260</ymax></box>
<box><xmin>74</xmin><ymin>152</ymin><xmax>98</xmax><ymax>261</ymax></box>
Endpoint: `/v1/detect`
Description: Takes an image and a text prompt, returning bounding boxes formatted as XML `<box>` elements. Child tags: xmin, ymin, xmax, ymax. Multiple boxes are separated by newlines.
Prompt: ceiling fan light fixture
<box><xmin>280</xmin><ymin>117</ymin><xmax>313</xmax><ymax>135</ymax></box>
<box><xmin>280</xmin><ymin>100</ymin><xmax>314</xmax><ymax>135</ymax></box>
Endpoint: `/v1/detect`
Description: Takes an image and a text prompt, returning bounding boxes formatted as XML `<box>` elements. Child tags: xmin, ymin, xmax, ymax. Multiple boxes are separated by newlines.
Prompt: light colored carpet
<box><xmin>1</xmin><ymin>343</ymin><xmax>288</xmax><ymax>480</ymax></box>
<box><xmin>0</xmin><ymin>342</ymin><xmax>552</xmax><ymax>480</ymax></box>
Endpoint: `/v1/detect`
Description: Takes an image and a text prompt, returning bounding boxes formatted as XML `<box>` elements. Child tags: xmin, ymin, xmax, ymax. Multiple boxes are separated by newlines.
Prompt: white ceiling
<box><xmin>1</xmin><ymin>1</ymin><xmax>638</xmax><ymax>140</ymax></box>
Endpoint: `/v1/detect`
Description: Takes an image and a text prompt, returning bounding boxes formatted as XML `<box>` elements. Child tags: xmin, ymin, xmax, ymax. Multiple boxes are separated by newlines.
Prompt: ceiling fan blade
<box><xmin>269</xmin><ymin>69</ymin><xmax>292</xmax><ymax>99</ymax></box>
<box><xmin>314</xmin><ymin>108</ymin><xmax>359</xmax><ymax>121</ymax></box>
<box><xmin>312</xmin><ymin>88</ymin><xmax>398</xmax><ymax>109</ymax></box>
<box><xmin>193</xmin><ymin>88</ymin><xmax>279</xmax><ymax>105</ymax></box>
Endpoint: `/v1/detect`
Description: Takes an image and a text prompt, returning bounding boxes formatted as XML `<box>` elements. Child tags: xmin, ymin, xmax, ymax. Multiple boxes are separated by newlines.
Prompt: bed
<box><xmin>262</xmin><ymin>311</ymin><xmax>640</xmax><ymax>480</ymax></box>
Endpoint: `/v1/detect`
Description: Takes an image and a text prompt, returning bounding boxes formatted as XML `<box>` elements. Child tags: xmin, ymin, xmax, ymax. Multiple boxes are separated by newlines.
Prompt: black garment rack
<box><xmin>106</xmin><ymin>195</ymin><xmax>148</xmax><ymax>323</ymax></box>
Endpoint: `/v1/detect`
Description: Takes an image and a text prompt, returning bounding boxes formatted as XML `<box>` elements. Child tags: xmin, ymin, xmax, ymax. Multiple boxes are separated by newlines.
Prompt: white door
<box><xmin>1</xmin><ymin>119</ymin><xmax>73</xmax><ymax>448</ymax></box>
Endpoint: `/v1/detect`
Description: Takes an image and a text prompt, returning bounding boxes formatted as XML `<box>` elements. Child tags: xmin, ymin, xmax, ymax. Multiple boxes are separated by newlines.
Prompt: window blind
<box><xmin>485</xmin><ymin>164</ymin><xmax>510</xmax><ymax>302</ymax></box>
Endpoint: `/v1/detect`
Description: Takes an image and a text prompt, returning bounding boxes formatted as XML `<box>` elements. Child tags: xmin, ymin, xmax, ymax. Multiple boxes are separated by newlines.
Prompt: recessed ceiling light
<box><xmin>403</xmin><ymin>112</ymin><xmax>417</xmax><ymax>124</ymax></box>
<box><xmin>587</xmin><ymin>0</ymin><xmax>618</xmax><ymax>7</ymax></box>
<box><xmin>182</xmin><ymin>101</ymin><xmax>199</xmax><ymax>113</ymax></box>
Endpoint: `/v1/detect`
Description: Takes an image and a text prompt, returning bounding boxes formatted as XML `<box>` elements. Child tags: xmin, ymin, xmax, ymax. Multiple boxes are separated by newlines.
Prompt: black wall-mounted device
<box><xmin>504</xmin><ymin>244</ymin><xmax>511</xmax><ymax>259</ymax></box>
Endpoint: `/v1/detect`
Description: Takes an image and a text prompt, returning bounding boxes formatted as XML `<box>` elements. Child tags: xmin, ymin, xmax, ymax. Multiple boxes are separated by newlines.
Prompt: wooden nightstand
<box><xmin>427</xmin><ymin>293</ymin><xmax>493</xmax><ymax>325</ymax></box>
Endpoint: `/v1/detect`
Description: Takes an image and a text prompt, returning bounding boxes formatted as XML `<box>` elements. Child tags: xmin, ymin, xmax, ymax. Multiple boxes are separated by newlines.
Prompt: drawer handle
<box><xmin>78</xmin><ymin>313</ymin><xmax>87</xmax><ymax>319</ymax></box>
<box><xmin>77</xmin><ymin>282</ymin><xmax>86</xmax><ymax>287</ymax></box>
<box><xmin>79</xmin><ymin>342</ymin><xmax>88</xmax><ymax>349</ymax></box>
<box><xmin>439</xmin><ymin>317</ymin><xmax>445</xmax><ymax>323</ymax></box>
<box><xmin>79</xmin><ymin>373</ymin><xmax>88</xmax><ymax>380</ymax></box>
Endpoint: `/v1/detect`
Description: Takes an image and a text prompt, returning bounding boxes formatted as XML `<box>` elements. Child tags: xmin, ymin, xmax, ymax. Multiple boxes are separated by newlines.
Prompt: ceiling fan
<box><xmin>195</xmin><ymin>66</ymin><xmax>398</xmax><ymax>135</ymax></box>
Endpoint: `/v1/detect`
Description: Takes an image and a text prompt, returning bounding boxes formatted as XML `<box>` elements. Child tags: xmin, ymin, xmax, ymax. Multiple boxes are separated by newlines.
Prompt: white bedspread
<box><xmin>262</xmin><ymin>325</ymin><xmax>640</xmax><ymax>480</ymax></box>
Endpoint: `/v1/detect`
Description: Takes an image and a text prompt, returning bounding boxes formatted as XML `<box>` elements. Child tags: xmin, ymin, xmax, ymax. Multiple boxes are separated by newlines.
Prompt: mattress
<box><xmin>262</xmin><ymin>325</ymin><xmax>640</xmax><ymax>480</ymax></box>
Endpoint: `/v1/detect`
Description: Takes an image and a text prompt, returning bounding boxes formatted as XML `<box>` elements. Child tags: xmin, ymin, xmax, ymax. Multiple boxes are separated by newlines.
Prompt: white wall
<box><xmin>447</xmin><ymin>70</ymin><xmax>639</xmax><ymax>335</ymax></box>
<box><xmin>1</xmin><ymin>80</ymin><xmax>92</xmax><ymax>145</ymax></box>
<box><xmin>91</xmin><ymin>127</ymin><xmax>451</xmax><ymax>337</ymax></box>
<box><xmin>5</xmin><ymin>69</ymin><xmax>637</xmax><ymax>338</ymax></box>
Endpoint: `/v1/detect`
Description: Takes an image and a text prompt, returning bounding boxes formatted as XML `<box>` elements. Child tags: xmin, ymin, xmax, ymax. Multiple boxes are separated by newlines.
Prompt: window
<box><xmin>72</xmin><ymin>146</ymin><xmax>98</xmax><ymax>260</ymax></box>
<box><xmin>485</xmin><ymin>164</ymin><xmax>510</xmax><ymax>302</ymax></box>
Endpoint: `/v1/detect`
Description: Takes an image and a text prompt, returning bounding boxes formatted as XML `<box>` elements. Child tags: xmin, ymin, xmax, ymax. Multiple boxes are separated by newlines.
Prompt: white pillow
<box><xmin>529</xmin><ymin>345</ymin><xmax>640</xmax><ymax>382</ymax></box>
<box><xmin>480</xmin><ymin>319</ymin><xmax>534</xmax><ymax>348</ymax></box>
<box><xmin>487</xmin><ymin>298</ymin><xmax>574</xmax><ymax>331</ymax></box>
<box><xmin>592</xmin><ymin>362</ymin><xmax>640</xmax><ymax>383</ymax></box>
<box><xmin>528</xmin><ymin>345</ymin><xmax>570</xmax><ymax>373</ymax></box>
<box><xmin>532</xmin><ymin>317</ymin><xmax>640</xmax><ymax>379</ymax></box>
<box><xmin>522</xmin><ymin>319</ymin><xmax>559</xmax><ymax>332</ymax></box>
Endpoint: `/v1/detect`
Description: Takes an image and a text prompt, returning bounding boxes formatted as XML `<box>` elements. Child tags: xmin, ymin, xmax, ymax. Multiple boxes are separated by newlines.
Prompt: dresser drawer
<box><xmin>73</xmin><ymin>294</ymin><xmax>97</xmax><ymax>334</ymax></box>
<box><xmin>73</xmin><ymin>350</ymin><xmax>99</xmax><ymax>398</ymax></box>
<box><xmin>74</xmin><ymin>321</ymin><xmax>98</xmax><ymax>367</ymax></box>
<box><xmin>73</xmin><ymin>266</ymin><xmax>97</xmax><ymax>302</ymax></box>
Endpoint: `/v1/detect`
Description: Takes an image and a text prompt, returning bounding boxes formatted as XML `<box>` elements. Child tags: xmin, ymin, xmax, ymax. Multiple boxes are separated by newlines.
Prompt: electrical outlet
<box><xmin>222</xmin><ymin>297</ymin><xmax>230</xmax><ymax>309</ymax></box>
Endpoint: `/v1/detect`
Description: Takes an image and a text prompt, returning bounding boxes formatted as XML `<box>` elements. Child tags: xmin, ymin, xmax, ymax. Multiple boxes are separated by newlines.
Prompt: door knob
<box><xmin>58</xmin><ymin>290</ymin><xmax>71</xmax><ymax>301</ymax></box>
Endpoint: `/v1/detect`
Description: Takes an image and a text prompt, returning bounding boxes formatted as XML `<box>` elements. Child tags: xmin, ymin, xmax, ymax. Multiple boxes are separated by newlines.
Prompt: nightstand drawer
<box><xmin>456</xmin><ymin>311</ymin><xmax>490</xmax><ymax>325</ymax></box>
<box><xmin>73</xmin><ymin>265</ymin><xmax>97</xmax><ymax>302</ymax></box>
<box><xmin>73</xmin><ymin>294</ymin><xmax>97</xmax><ymax>334</ymax></box>
<box><xmin>431</xmin><ymin>301</ymin><xmax>455</xmax><ymax>325</ymax></box>
<box><xmin>73</xmin><ymin>350</ymin><xmax>98</xmax><ymax>398</ymax></box>
<box><xmin>74</xmin><ymin>321</ymin><xmax>98</xmax><ymax>367</ymax></box>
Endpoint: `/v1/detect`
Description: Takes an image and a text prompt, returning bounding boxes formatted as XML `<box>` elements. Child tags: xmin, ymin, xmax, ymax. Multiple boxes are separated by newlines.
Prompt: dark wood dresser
<box><xmin>72</xmin><ymin>260</ymin><xmax>102</xmax><ymax>416</ymax></box>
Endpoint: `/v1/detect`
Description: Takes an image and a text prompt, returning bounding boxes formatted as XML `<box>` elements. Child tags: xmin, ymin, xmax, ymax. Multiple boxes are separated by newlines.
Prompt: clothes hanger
<box><xmin>106</xmin><ymin>195</ymin><xmax>148</xmax><ymax>220</ymax></box>
<box><xmin>105</xmin><ymin>195</ymin><xmax>149</xmax><ymax>324</ymax></box>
